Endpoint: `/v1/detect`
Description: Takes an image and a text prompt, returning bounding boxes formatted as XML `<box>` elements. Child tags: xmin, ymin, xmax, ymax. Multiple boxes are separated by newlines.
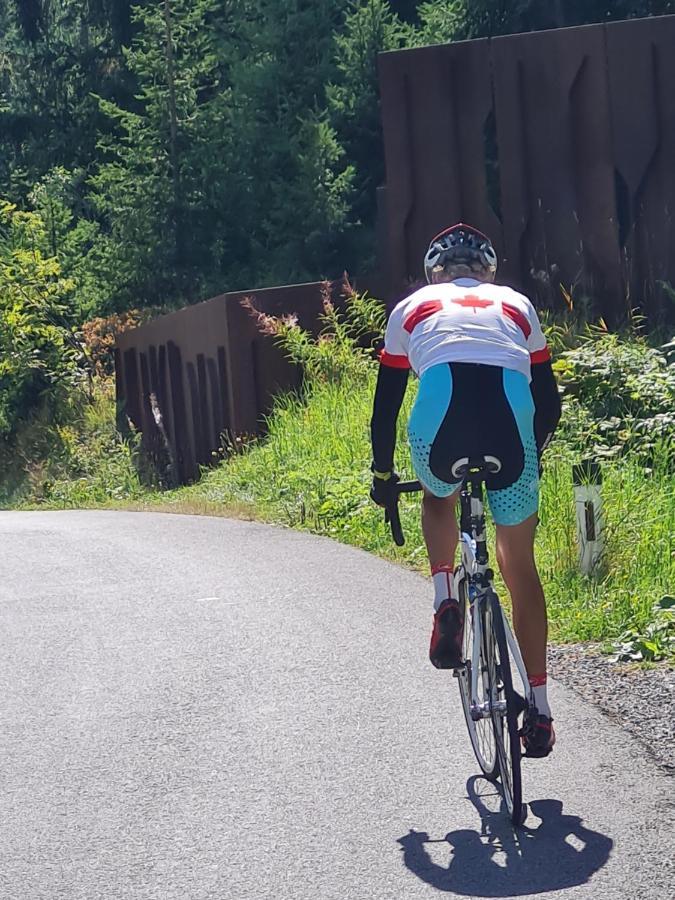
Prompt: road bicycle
<box><xmin>385</xmin><ymin>456</ymin><xmax>535</xmax><ymax>827</ymax></box>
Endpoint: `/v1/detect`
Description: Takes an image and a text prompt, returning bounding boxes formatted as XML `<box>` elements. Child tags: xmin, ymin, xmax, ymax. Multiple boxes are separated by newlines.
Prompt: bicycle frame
<box><xmin>453</xmin><ymin>482</ymin><xmax>532</xmax><ymax>720</ymax></box>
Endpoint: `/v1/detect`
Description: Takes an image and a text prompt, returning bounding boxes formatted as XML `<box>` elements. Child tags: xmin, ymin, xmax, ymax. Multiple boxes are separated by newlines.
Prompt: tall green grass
<box><xmin>3</xmin><ymin>381</ymin><xmax>146</xmax><ymax>508</ymax></box>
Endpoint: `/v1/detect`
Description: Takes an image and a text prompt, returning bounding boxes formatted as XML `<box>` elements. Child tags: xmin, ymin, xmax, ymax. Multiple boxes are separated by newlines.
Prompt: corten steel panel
<box><xmin>114</xmin><ymin>348</ymin><xmax>124</xmax><ymax>433</ymax></box>
<box><xmin>378</xmin><ymin>16</ymin><xmax>675</xmax><ymax>323</ymax></box>
<box><xmin>379</xmin><ymin>39</ymin><xmax>498</xmax><ymax>294</ymax></box>
<box><xmin>186</xmin><ymin>361</ymin><xmax>207</xmax><ymax>468</ymax></box>
<box><xmin>122</xmin><ymin>348</ymin><xmax>142</xmax><ymax>434</ymax></box>
<box><xmin>117</xmin><ymin>295</ymin><xmax>234</xmax><ymax>481</ymax></box>
<box><xmin>197</xmin><ymin>354</ymin><xmax>212</xmax><ymax>452</ymax></box>
<box><xmin>607</xmin><ymin>16</ymin><xmax>675</xmax><ymax>320</ymax></box>
<box><xmin>157</xmin><ymin>345</ymin><xmax>170</xmax><ymax>439</ymax></box>
<box><xmin>492</xmin><ymin>24</ymin><xmax>622</xmax><ymax>318</ymax></box>
<box><xmin>222</xmin><ymin>283</ymin><xmax>330</xmax><ymax>435</ymax></box>
<box><xmin>378</xmin><ymin>49</ymin><xmax>416</xmax><ymax>289</ymax></box>
<box><xmin>403</xmin><ymin>45</ymin><xmax>464</xmax><ymax>276</ymax></box>
<box><xmin>493</xmin><ymin>28</ymin><xmax>588</xmax><ymax>306</ymax></box>
<box><xmin>115</xmin><ymin>282</ymin><xmax>333</xmax><ymax>484</ymax></box>
<box><xmin>167</xmin><ymin>341</ymin><xmax>191</xmax><ymax>482</ymax></box>
<box><xmin>138</xmin><ymin>351</ymin><xmax>160</xmax><ymax>462</ymax></box>
<box><xmin>565</xmin><ymin>30</ymin><xmax>623</xmax><ymax>324</ymax></box>
<box><xmin>206</xmin><ymin>357</ymin><xmax>223</xmax><ymax>454</ymax></box>
<box><xmin>441</xmin><ymin>39</ymin><xmax>502</xmax><ymax>252</ymax></box>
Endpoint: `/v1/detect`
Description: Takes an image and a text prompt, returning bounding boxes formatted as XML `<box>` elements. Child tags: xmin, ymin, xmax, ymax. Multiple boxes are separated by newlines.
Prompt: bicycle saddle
<box><xmin>451</xmin><ymin>455</ymin><xmax>502</xmax><ymax>481</ymax></box>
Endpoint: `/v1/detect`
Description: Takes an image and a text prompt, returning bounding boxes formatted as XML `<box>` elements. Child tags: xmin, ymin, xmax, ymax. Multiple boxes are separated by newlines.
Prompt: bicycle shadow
<box><xmin>397</xmin><ymin>776</ymin><xmax>613</xmax><ymax>896</ymax></box>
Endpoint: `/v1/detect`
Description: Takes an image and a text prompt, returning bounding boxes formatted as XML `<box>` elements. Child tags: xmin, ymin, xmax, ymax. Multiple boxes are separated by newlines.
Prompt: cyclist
<box><xmin>369</xmin><ymin>223</ymin><xmax>561</xmax><ymax>757</ymax></box>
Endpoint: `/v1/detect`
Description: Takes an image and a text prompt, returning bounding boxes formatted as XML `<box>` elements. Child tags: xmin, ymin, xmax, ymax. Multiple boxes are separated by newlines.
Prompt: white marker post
<box><xmin>572</xmin><ymin>460</ymin><xmax>604</xmax><ymax>576</ymax></box>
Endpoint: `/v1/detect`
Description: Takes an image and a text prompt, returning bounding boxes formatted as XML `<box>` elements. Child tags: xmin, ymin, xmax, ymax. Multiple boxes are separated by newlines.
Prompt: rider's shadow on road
<box><xmin>398</xmin><ymin>777</ymin><xmax>613</xmax><ymax>897</ymax></box>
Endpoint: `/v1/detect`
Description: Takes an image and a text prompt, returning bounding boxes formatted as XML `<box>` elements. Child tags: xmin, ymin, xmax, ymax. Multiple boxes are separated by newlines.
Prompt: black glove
<box><xmin>370</xmin><ymin>469</ymin><xmax>400</xmax><ymax>507</ymax></box>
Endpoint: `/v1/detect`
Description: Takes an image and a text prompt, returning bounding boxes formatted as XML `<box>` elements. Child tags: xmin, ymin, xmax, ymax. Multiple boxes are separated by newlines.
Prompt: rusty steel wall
<box><xmin>378</xmin><ymin>16</ymin><xmax>675</xmax><ymax>323</ymax></box>
<box><xmin>115</xmin><ymin>283</ymin><xmax>333</xmax><ymax>484</ymax></box>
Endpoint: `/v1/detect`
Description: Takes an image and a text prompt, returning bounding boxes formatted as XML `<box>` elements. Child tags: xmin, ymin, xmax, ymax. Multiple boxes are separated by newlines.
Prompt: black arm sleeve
<box><xmin>530</xmin><ymin>359</ymin><xmax>562</xmax><ymax>455</ymax></box>
<box><xmin>370</xmin><ymin>364</ymin><xmax>410</xmax><ymax>472</ymax></box>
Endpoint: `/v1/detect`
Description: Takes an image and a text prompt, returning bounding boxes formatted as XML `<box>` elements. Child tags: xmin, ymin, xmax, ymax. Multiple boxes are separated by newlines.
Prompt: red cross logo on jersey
<box><xmin>452</xmin><ymin>295</ymin><xmax>494</xmax><ymax>313</ymax></box>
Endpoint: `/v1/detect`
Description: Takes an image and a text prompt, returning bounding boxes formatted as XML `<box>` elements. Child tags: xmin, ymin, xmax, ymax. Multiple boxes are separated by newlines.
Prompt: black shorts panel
<box><xmin>428</xmin><ymin>363</ymin><xmax>525</xmax><ymax>491</ymax></box>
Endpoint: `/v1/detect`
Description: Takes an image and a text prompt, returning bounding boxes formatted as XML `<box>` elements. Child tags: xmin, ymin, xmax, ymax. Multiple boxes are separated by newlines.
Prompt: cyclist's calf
<box><xmin>421</xmin><ymin>491</ymin><xmax>459</xmax><ymax>571</ymax></box>
<box><xmin>495</xmin><ymin>514</ymin><xmax>547</xmax><ymax>677</ymax></box>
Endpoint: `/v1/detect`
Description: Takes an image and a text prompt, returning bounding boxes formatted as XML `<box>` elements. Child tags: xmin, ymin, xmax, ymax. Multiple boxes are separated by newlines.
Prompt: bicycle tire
<box><xmin>485</xmin><ymin>591</ymin><xmax>524</xmax><ymax>826</ymax></box>
<box><xmin>456</xmin><ymin>578</ymin><xmax>499</xmax><ymax>780</ymax></box>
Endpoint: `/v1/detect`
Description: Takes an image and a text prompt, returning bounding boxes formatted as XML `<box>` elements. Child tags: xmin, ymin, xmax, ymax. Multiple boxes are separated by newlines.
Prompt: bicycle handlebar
<box><xmin>384</xmin><ymin>480</ymin><xmax>422</xmax><ymax>546</ymax></box>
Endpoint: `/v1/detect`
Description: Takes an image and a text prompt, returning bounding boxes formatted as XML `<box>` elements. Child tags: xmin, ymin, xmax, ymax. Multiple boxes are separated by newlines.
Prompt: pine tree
<box><xmin>327</xmin><ymin>0</ymin><xmax>413</xmax><ymax>270</ymax></box>
<box><xmin>414</xmin><ymin>1</ymin><xmax>467</xmax><ymax>44</ymax></box>
<box><xmin>222</xmin><ymin>0</ymin><xmax>356</xmax><ymax>284</ymax></box>
<box><xmin>91</xmin><ymin>0</ymin><xmax>233</xmax><ymax>307</ymax></box>
<box><xmin>0</xmin><ymin>0</ymin><xmax>136</xmax><ymax>199</ymax></box>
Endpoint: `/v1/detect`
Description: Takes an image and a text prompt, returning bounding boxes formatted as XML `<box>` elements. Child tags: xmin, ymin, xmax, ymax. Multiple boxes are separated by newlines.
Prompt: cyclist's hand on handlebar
<box><xmin>369</xmin><ymin>468</ymin><xmax>400</xmax><ymax>507</ymax></box>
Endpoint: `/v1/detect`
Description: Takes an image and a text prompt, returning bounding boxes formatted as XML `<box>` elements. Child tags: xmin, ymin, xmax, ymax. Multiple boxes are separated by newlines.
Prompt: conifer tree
<box><xmin>327</xmin><ymin>0</ymin><xmax>413</xmax><ymax>269</ymax></box>
<box><xmin>91</xmin><ymin>0</ymin><xmax>231</xmax><ymax>306</ymax></box>
<box><xmin>0</xmin><ymin>0</ymin><xmax>135</xmax><ymax>198</ymax></box>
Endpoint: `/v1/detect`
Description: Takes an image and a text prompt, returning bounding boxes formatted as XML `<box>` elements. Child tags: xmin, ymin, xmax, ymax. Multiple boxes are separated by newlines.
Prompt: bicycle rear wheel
<box><xmin>485</xmin><ymin>591</ymin><xmax>524</xmax><ymax>826</ymax></box>
<box><xmin>456</xmin><ymin>578</ymin><xmax>498</xmax><ymax>780</ymax></box>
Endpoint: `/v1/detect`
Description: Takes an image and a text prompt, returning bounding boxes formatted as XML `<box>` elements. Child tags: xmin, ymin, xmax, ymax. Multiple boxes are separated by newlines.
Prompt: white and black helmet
<box><xmin>424</xmin><ymin>223</ymin><xmax>498</xmax><ymax>283</ymax></box>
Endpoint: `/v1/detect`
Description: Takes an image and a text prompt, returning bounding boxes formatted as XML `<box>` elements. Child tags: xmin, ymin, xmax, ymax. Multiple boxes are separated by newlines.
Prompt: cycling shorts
<box><xmin>407</xmin><ymin>362</ymin><xmax>539</xmax><ymax>526</ymax></box>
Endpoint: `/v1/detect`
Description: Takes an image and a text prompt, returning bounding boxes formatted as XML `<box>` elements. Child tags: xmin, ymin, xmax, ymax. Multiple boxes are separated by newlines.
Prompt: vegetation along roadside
<box><xmin>5</xmin><ymin>289</ymin><xmax>674</xmax><ymax>667</ymax></box>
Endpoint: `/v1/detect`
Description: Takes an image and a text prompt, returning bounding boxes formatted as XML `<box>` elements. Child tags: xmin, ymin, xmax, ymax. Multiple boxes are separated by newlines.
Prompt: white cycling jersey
<box><xmin>380</xmin><ymin>278</ymin><xmax>550</xmax><ymax>382</ymax></box>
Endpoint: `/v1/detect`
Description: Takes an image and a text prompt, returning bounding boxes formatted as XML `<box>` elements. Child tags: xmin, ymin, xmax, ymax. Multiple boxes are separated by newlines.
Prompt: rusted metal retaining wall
<box><xmin>378</xmin><ymin>16</ymin><xmax>675</xmax><ymax>323</ymax></box>
<box><xmin>115</xmin><ymin>283</ymin><xmax>331</xmax><ymax>484</ymax></box>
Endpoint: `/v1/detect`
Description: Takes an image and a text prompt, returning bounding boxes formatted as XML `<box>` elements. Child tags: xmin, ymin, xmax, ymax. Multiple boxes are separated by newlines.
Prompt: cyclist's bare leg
<box><xmin>494</xmin><ymin>513</ymin><xmax>547</xmax><ymax>676</ymax></box>
<box><xmin>422</xmin><ymin>490</ymin><xmax>459</xmax><ymax>570</ymax></box>
<box><xmin>424</xmin><ymin>489</ymin><xmax>464</xmax><ymax>667</ymax></box>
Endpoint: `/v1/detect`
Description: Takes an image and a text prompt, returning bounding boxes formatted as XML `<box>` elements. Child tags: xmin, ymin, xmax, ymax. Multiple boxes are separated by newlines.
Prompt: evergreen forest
<box><xmin>1</xmin><ymin>0</ymin><xmax>674</xmax><ymax>490</ymax></box>
<box><xmin>2</xmin><ymin>0</ymin><xmax>674</xmax><ymax>313</ymax></box>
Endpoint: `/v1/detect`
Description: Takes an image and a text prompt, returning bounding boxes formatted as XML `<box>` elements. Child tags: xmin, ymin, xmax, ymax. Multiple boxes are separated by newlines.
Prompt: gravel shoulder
<box><xmin>548</xmin><ymin>643</ymin><xmax>674</xmax><ymax>774</ymax></box>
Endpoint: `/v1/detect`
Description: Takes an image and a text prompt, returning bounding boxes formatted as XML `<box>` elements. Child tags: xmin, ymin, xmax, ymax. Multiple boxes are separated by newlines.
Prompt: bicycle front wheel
<box><xmin>456</xmin><ymin>579</ymin><xmax>498</xmax><ymax>780</ymax></box>
<box><xmin>485</xmin><ymin>591</ymin><xmax>524</xmax><ymax>826</ymax></box>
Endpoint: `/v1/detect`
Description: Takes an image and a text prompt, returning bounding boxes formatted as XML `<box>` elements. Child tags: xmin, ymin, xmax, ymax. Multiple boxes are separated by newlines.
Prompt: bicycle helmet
<box><xmin>424</xmin><ymin>223</ymin><xmax>497</xmax><ymax>283</ymax></box>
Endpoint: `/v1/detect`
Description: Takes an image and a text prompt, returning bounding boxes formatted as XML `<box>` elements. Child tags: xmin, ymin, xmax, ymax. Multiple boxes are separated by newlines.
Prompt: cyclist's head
<box><xmin>424</xmin><ymin>223</ymin><xmax>497</xmax><ymax>284</ymax></box>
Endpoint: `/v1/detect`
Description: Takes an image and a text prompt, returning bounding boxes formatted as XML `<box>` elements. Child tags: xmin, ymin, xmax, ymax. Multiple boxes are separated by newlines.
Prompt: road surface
<box><xmin>1</xmin><ymin>511</ymin><xmax>672</xmax><ymax>899</ymax></box>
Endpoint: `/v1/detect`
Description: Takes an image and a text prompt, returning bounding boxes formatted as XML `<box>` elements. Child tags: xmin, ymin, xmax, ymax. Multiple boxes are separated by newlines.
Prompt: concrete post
<box><xmin>572</xmin><ymin>460</ymin><xmax>604</xmax><ymax>575</ymax></box>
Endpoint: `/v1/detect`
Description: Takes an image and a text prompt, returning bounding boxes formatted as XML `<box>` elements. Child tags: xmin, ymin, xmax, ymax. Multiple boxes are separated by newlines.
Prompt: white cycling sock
<box><xmin>529</xmin><ymin>673</ymin><xmax>552</xmax><ymax>718</ymax></box>
<box><xmin>431</xmin><ymin>563</ymin><xmax>454</xmax><ymax>611</ymax></box>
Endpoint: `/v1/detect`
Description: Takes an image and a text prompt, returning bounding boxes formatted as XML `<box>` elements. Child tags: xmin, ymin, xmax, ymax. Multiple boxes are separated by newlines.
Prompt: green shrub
<box><xmin>3</xmin><ymin>380</ymin><xmax>144</xmax><ymax>508</ymax></box>
<box><xmin>554</xmin><ymin>332</ymin><xmax>675</xmax><ymax>465</ymax></box>
<box><xmin>613</xmin><ymin>596</ymin><xmax>675</xmax><ymax>663</ymax></box>
<box><xmin>0</xmin><ymin>201</ymin><xmax>86</xmax><ymax>440</ymax></box>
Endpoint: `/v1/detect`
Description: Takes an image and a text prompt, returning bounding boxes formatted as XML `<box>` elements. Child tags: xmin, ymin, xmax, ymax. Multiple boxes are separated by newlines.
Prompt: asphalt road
<box><xmin>1</xmin><ymin>511</ymin><xmax>673</xmax><ymax>900</ymax></box>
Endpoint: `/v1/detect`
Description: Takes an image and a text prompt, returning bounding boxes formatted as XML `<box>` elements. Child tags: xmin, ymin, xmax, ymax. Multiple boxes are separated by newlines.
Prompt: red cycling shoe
<box><xmin>429</xmin><ymin>598</ymin><xmax>464</xmax><ymax>669</ymax></box>
<box><xmin>520</xmin><ymin>710</ymin><xmax>556</xmax><ymax>757</ymax></box>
